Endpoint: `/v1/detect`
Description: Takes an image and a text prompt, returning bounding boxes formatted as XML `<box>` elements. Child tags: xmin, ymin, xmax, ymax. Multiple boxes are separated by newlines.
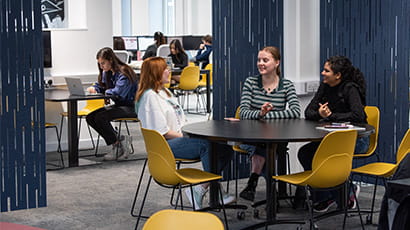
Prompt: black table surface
<box><xmin>182</xmin><ymin>119</ymin><xmax>374</xmax><ymax>143</ymax></box>
<box><xmin>45</xmin><ymin>88</ymin><xmax>109</xmax><ymax>101</ymax></box>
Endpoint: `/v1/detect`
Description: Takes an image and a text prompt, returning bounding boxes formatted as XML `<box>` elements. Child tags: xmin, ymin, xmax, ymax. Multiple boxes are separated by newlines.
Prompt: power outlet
<box><xmin>306</xmin><ymin>81</ymin><xmax>320</xmax><ymax>93</ymax></box>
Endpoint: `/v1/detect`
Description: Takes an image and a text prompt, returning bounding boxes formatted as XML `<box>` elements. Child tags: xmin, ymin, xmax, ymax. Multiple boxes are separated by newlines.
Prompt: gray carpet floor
<box><xmin>0</xmin><ymin>118</ymin><xmax>383</xmax><ymax>230</ymax></box>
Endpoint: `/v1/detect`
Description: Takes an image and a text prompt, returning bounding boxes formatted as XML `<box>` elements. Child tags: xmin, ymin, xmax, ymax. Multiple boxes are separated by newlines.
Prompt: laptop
<box><xmin>65</xmin><ymin>77</ymin><xmax>102</xmax><ymax>96</ymax></box>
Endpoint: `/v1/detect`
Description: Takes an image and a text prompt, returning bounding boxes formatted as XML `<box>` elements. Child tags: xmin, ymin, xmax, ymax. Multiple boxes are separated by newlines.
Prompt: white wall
<box><xmin>46</xmin><ymin>0</ymin><xmax>113</xmax><ymax>84</ymax></box>
<box><xmin>45</xmin><ymin>0</ymin><xmax>113</xmax><ymax>152</ymax></box>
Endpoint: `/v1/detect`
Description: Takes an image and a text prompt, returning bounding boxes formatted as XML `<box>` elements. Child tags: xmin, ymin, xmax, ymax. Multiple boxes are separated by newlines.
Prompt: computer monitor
<box><xmin>137</xmin><ymin>36</ymin><xmax>155</xmax><ymax>51</ymax></box>
<box><xmin>183</xmin><ymin>36</ymin><xmax>203</xmax><ymax>50</ymax></box>
<box><xmin>43</xmin><ymin>31</ymin><xmax>52</xmax><ymax>68</ymax></box>
<box><xmin>119</xmin><ymin>36</ymin><xmax>139</xmax><ymax>51</ymax></box>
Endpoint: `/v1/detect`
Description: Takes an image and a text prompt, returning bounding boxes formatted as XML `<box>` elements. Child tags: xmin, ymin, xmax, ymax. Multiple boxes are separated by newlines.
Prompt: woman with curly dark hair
<box><xmin>294</xmin><ymin>55</ymin><xmax>369</xmax><ymax>212</ymax></box>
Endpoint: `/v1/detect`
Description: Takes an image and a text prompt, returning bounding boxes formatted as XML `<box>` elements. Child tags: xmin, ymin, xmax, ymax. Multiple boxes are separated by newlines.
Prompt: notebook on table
<box><xmin>65</xmin><ymin>77</ymin><xmax>102</xmax><ymax>96</ymax></box>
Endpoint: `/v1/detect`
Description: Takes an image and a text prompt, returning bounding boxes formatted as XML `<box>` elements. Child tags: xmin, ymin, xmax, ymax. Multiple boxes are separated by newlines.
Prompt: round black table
<box><xmin>182</xmin><ymin>119</ymin><xmax>374</xmax><ymax>229</ymax></box>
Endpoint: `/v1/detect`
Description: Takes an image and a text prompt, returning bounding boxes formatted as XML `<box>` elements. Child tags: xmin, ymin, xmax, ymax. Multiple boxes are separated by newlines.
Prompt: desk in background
<box><xmin>45</xmin><ymin>88</ymin><xmax>110</xmax><ymax>167</ymax></box>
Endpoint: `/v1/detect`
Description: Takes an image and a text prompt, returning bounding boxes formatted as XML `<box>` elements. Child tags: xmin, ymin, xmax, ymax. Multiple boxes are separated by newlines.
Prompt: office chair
<box><xmin>45</xmin><ymin>122</ymin><xmax>64</xmax><ymax>169</ymax></box>
<box><xmin>142</xmin><ymin>209</ymin><xmax>224</xmax><ymax>230</ymax></box>
<box><xmin>114</xmin><ymin>50</ymin><xmax>130</xmax><ymax>63</ymax></box>
<box><xmin>352</xmin><ymin>129</ymin><xmax>410</xmax><ymax>224</ymax></box>
<box><xmin>272</xmin><ymin>129</ymin><xmax>364</xmax><ymax>230</ymax></box>
<box><xmin>354</xmin><ymin>106</ymin><xmax>380</xmax><ymax>159</ymax></box>
<box><xmin>134</xmin><ymin>128</ymin><xmax>228</xmax><ymax>230</ymax></box>
<box><xmin>171</xmin><ymin>66</ymin><xmax>203</xmax><ymax>114</ymax></box>
<box><xmin>156</xmin><ymin>44</ymin><xmax>170</xmax><ymax>58</ymax></box>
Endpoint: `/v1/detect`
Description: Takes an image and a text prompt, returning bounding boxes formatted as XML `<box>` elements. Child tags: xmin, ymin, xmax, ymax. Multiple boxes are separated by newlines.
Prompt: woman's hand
<box><xmin>318</xmin><ymin>102</ymin><xmax>332</xmax><ymax>118</ymax></box>
<box><xmin>87</xmin><ymin>87</ymin><xmax>96</xmax><ymax>93</ymax></box>
<box><xmin>259</xmin><ymin>102</ymin><xmax>274</xmax><ymax>118</ymax></box>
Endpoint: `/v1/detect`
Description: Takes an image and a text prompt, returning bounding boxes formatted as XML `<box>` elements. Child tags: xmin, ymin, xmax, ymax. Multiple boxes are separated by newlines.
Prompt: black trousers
<box><xmin>86</xmin><ymin>104</ymin><xmax>137</xmax><ymax>146</ymax></box>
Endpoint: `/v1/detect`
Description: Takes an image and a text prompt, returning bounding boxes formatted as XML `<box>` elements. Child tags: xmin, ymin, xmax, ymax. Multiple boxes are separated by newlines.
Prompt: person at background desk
<box><xmin>192</xmin><ymin>34</ymin><xmax>212</xmax><ymax>68</ymax></box>
<box><xmin>135</xmin><ymin>57</ymin><xmax>235</xmax><ymax>210</ymax></box>
<box><xmin>238</xmin><ymin>46</ymin><xmax>301</xmax><ymax>202</ymax></box>
<box><xmin>86</xmin><ymin>47</ymin><xmax>138</xmax><ymax>161</ymax></box>
<box><xmin>142</xmin><ymin>31</ymin><xmax>166</xmax><ymax>60</ymax></box>
<box><xmin>169</xmin><ymin>39</ymin><xmax>188</xmax><ymax>83</ymax></box>
<box><xmin>294</xmin><ymin>55</ymin><xmax>369</xmax><ymax>212</ymax></box>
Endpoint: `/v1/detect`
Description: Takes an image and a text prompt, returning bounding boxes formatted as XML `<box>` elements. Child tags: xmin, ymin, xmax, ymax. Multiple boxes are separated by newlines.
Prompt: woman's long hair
<box><xmin>96</xmin><ymin>47</ymin><xmax>137</xmax><ymax>88</ymax></box>
<box><xmin>326</xmin><ymin>55</ymin><xmax>366</xmax><ymax>103</ymax></box>
<box><xmin>135</xmin><ymin>57</ymin><xmax>170</xmax><ymax>102</ymax></box>
<box><xmin>169</xmin><ymin>39</ymin><xmax>186</xmax><ymax>62</ymax></box>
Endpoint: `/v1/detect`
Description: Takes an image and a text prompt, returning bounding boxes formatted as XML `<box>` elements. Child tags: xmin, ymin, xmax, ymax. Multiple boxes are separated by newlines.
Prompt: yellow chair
<box><xmin>354</xmin><ymin>106</ymin><xmax>380</xmax><ymax>158</ymax></box>
<box><xmin>198</xmin><ymin>63</ymin><xmax>213</xmax><ymax>87</ymax></box>
<box><xmin>142</xmin><ymin>209</ymin><xmax>224</xmax><ymax>230</ymax></box>
<box><xmin>272</xmin><ymin>130</ymin><xmax>364</xmax><ymax>230</ymax></box>
<box><xmin>352</xmin><ymin>129</ymin><xmax>410</xmax><ymax>224</ymax></box>
<box><xmin>45</xmin><ymin>122</ymin><xmax>64</xmax><ymax>169</ymax></box>
<box><xmin>134</xmin><ymin>128</ymin><xmax>228</xmax><ymax>229</ymax></box>
<box><xmin>59</xmin><ymin>99</ymin><xmax>105</xmax><ymax>153</ymax></box>
<box><xmin>172</xmin><ymin>66</ymin><xmax>202</xmax><ymax>113</ymax></box>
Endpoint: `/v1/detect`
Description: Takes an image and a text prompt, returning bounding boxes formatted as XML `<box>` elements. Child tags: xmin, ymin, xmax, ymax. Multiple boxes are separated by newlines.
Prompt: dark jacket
<box><xmin>305</xmin><ymin>81</ymin><xmax>367</xmax><ymax>123</ymax></box>
<box><xmin>142</xmin><ymin>44</ymin><xmax>158</xmax><ymax>60</ymax></box>
<box><xmin>169</xmin><ymin>52</ymin><xmax>188</xmax><ymax>69</ymax></box>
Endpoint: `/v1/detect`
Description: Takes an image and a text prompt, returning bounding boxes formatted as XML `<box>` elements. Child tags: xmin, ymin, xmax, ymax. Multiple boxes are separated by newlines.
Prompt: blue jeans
<box><xmin>167</xmin><ymin>137</ymin><xmax>233</xmax><ymax>173</ymax></box>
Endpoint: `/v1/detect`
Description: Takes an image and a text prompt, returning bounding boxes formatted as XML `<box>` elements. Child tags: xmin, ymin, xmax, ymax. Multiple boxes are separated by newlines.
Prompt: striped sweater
<box><xmin>239</xmin><ymin>75</ymin><xmax>301</xmax><ymax>119</ymax></box>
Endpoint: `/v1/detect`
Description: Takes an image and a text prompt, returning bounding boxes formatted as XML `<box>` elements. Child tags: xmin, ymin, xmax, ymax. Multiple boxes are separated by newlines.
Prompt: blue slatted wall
<box><xmin>212</xmin><ymin>0</ymin><xmax>283</xmax><ymax>180</ymax></box>
<box><xmin>320</xmin><ymin>0</ymin><xmax>410</xmax><ymax>165</ymax></box>
<box><xmin>0</xmin><ymin>0</ymin><xmax>46</xmax><ymax>211</ymax></box>
<box><xmin>212</xmin><ymin>0</ymin><xmax>284</xmax><ymax>120</ymax></box>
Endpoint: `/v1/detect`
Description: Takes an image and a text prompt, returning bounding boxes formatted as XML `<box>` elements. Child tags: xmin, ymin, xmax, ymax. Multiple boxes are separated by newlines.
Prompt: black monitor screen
<box><xmin>137</xmin><ymin>36</ymin><xmax>154</xmax><ymax>51</ymax></box>
<box><xmin>183</xmin><ymin>36</ymin><xmax>203</xmax><ymax>50</ymax></box>
<box><xmin>43</xmin><ymin>31</ymin><xmax>52</xmax><ymax>68</ymax></box>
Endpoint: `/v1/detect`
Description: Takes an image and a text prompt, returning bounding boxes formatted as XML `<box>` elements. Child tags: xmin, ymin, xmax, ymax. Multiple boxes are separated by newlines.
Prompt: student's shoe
<box><xmin>104</xmin><ymin>143</ymin><xmax>123</xmax><ymax>161</ymax></box>
<box><xmin>313</xmin><ymin>199</ymin><xmax>336</xmax><ymax>213</ymax></box>
<box><xmin>239</xmin><ymin>185</ymin><xmax>256</xmax><ymax>201</ymax></box>
<box><xmin>185</xmin><ymin>185</ymin><xmax>207</xmax><ymax>210</ymax></box>
<box><xmin>347</xmin><ymin>184</ymin><xmax>360</xmax><ymax>209</ymax></box>
<box><xmin>219</xmin><ymin>184</ymin><xmax>236</xmax><ymax>205</ymax></box>
<box><xmin>118</xmin><ymin>135</ymin><xmax>131</xmax><ymax>160</ymax></box>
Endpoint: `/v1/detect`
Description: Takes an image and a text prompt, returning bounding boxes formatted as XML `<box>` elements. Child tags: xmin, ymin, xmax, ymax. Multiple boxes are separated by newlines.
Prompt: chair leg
<box><xmin>131</xmin><ymin>158</ymin><xmax>148</xmax><ymax>217</ymax></box>
<box><xmin>367</xmin><ymin>176</ymin><xmax>379</xmax><ymax>224</ymax></box>
<box><xmin>304</xmin><ymin>186</ymin><xmax>315</xmax><ymax>230</ymax></box>
<box><xmin>135</xmin><ymin>175</ymin><xmax>152</xmax><ymax>230</ymax></box>
<box><xmin>218</xmin><ymin>183</ymin><xmax>229</xmax><ymax>230</ymax></box>
<box><xmin>170</xmin><ymin>161</ymin><xmax>182</xmax><ymax>207</ymax></box>
<box><xmin>53</xmin><ymin>125</ymin><xmax>64</xmax><ymax>168</ymax></box>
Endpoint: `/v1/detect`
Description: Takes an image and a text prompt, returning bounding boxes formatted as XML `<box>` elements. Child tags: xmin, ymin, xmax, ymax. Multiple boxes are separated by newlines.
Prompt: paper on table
<box><xmin>316</xmin><ymin>124</ymin><xmax>366</xmax><ymax>132</ymax></box>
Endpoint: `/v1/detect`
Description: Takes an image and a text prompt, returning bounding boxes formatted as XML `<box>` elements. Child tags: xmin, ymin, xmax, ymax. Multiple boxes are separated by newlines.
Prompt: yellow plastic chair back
<box><xmin>189</xmin><ymin>62</ymin><xmax>196</xmax><ymax>66</ymax></box>
<box><xmin>274</xmin><ymin>130</ymin><xmax>357</xmax><ymax>189</ymax></box>
<box><xmin>396</xmin><ymin>129</ymin><xmax>410</xmax><ymax>164</ymax></box>
<box><xmin>306</xmin><ymin>130</ymin><xmax>357</xmax><ymax>188</ymax></box>
<box><xmin>235</xmin><ymin>106</ymin><xmax>241</xmax><ymax>119</ymax></box>
<box><xmin>354</xmin><ymin>106</ymin><xmax>380</xmax><ymax>157</ymax></box>
<box><xmin>143</xmin><ymin>209</ymin><xmax>224</xmax><ymax>230</ymax></box>
<box><xmin>232</xmin><ymin>106</ymin><xmax>248</xmax><ymax>154</ymax></box>
<box><xmin>178</xmin><ymin>66</ymin><xmax>200</xmax><ymax>90</ymax></box>
<box><xmin>78</xmin><ymin>99</ymin><xmax>105</xmax><ymax>116</ymax></box>
<box><xmin>198</xmin><ymin>63</ymin><xmax>213</xmax><ymax>87</ymax></box>
<box><xmin>141</xmin><ymin>128</ymin><xmax>180</xmax><ymax>185</ymax></box>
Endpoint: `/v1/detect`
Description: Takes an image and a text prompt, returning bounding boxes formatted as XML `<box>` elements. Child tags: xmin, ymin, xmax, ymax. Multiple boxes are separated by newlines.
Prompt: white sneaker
<box><xmin>219</xmin><ymin>184</ymin><xmax>236</xmax><ymax>205</ymax></box>
<box><xmin>104</xmin><ymin>143</ymin><xmax>123</xmax><ymax>161</ymax></box>
<box><xmin>185</xmin><ymin>185</ymin><xmax>207</xmax><ymax>210</ymax></box>
<box><xmin>118</xmin><ymin>135</ymin><xmax>131</xmax><ymax>160</ymax></box>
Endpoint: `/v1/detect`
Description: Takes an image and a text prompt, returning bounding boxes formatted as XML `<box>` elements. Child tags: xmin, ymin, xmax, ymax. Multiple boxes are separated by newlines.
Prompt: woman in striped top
<box><xmin>239</xmin><ymin>46</ymin><xmax>301</xmax><ymax>201</ymax></box>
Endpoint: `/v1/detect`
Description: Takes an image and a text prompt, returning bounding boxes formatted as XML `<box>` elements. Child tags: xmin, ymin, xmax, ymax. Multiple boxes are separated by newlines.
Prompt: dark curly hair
<box><xmin>326</xmin><ymin>56</ymin><xmax>366</xmax><ymax>103</ymax></box>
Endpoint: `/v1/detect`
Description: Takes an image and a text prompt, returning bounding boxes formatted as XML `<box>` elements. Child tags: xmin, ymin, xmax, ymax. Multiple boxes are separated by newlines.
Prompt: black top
<box><xmin>142</xmin><ymin>44</ymin><xmax>158</xmax><ymax>60</ymax></box>
<box><xmin>169</xmin><ymin>52</ymin><xmax>188</xmax><ymax>69</ymax></box>
<box><xmin>305</xmin><ymin>81</ymin><xmax>367</xmax><ymax>123</ymax></box>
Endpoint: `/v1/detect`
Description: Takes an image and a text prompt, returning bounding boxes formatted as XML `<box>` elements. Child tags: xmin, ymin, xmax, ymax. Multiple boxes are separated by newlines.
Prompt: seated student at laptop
<box><xmin>86</xmin><ymin>47</ymin><xmax>138</xmax><ymax>160</ymax></box>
